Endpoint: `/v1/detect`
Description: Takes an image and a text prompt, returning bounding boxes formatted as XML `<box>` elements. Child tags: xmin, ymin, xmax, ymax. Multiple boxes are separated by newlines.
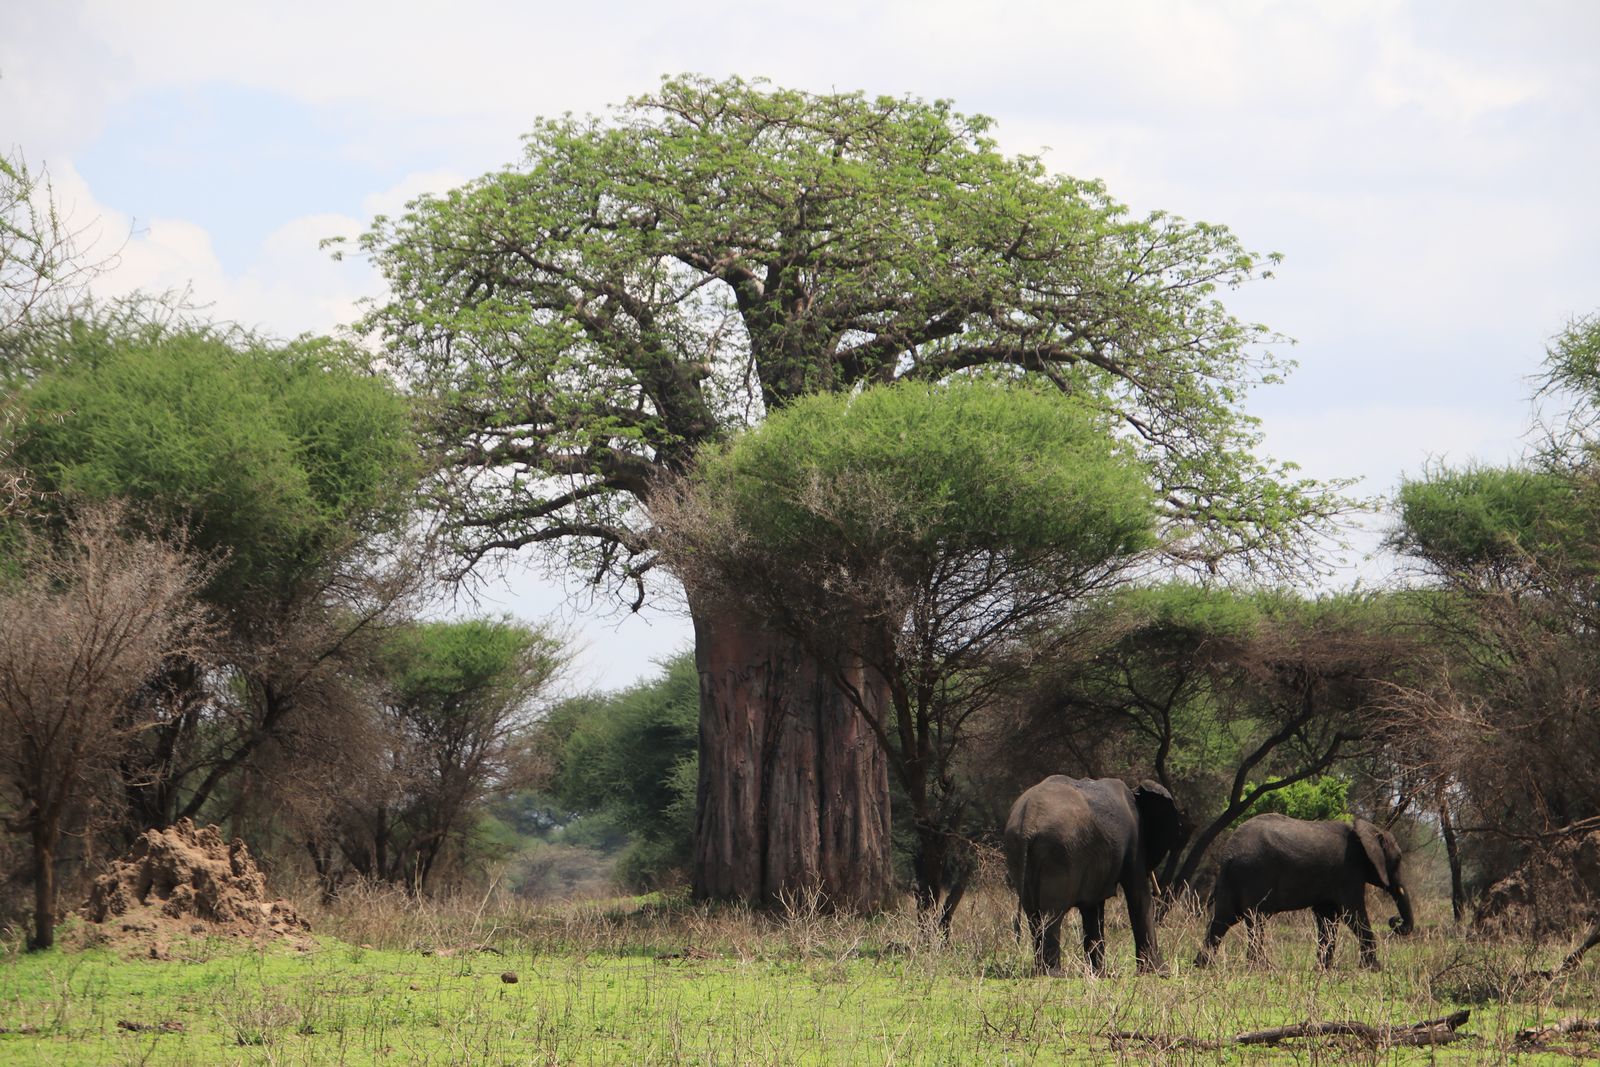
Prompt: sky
<box><xmin>4</xmin><ymin>1</ymin><xmax>1597</xmax><ymax>690</ymax></box>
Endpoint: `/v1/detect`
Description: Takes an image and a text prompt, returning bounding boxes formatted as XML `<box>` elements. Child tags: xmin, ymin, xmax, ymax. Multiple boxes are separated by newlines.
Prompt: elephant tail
<box><xmin>1007</xmin><ymin>834</ymin><xmax>1036</xmax><ymax>937</ymax></box>
<box><xmin>1011</xmin><ymin>838</ymin><xmax>1028</xmax><ymax>936</ymax></box>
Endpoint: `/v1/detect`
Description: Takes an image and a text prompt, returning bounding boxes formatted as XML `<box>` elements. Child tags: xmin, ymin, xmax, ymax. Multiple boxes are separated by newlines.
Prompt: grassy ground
<box><xmin>2</xmin><ymin>885</ymin><xmax>1596</xmax><ymax>1065</ymax></box>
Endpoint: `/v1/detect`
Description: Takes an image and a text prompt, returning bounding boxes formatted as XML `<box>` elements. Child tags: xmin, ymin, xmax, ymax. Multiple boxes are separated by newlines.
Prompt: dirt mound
<box><xmin>81</xmin><ymin>819</ymin><xmax>310</xmax><ymax>957</ymax></box>
<box><xmin>1475</xmin><ymin>830</ymin><xmax>1600</xmax><ymax>939</ymax></box>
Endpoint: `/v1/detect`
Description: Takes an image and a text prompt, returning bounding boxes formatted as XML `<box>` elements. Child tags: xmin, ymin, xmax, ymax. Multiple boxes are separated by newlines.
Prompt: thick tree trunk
<box><xmin>29</xmin><ymin>827</ymin><xmax>56</xmax><ymax>951</ymax></box>
<box><xmin>691</xmin><ymin>603</ymin><xmax>893</xmax><ymax>912</ymax></box>
<box><xmin>1438</xmin><ymin>789</ymin><xmax>1464</xmax><ymax>922</ymax></box>
<box><xmin>911</xmin><ymin>823</ymin><xmax>944</xmax><ymax>915</ymax></box>
<box><xmin>1169</xmin><ymin>796</ymin><xmax>1258</xmax><ymax>890</ymax></box>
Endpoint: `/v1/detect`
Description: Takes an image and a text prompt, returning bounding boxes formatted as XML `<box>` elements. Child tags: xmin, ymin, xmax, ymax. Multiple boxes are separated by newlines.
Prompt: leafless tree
<box><xmin>1381</xmin><ymin>314</ymin><xmax>1600</xmax><ymax>964</ymax></box>
<box><xmin>116</xmin><ymin>529</ymin><xmax>433</xmax><ymax>840</ymax></box>
<box><xmin>255</xmin><ymin>616</ymin><xmax>564</xmax><ymax>896</ymax></box>
<box><xmin>0</xmin><ymin>505</ymin><xmax>210</xmax><ymax>949</ymax></box>
<box><xmin>1386</xmin><ymin>569</ymin><xmax>1600</xmax><ymax>954</ymax></box>
<box><xmin>1</xmin><ymin>148</ymin><xmax>115</xmax><ymax>335</ymax></box>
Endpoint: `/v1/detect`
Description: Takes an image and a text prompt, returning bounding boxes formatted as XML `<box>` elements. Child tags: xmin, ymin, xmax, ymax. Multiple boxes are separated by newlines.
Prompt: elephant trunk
<box><xmin>1388</xmin><ymin>883</ymin><xmax>1416</xmax><ymax>936</ymax></box>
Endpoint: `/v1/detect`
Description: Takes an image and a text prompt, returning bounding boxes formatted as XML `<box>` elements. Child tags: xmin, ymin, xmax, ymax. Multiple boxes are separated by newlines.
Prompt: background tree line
<box><xmin>0</xmin><ymin>281</ymin><xmax>567</xmax><ymax>947</ymax></box>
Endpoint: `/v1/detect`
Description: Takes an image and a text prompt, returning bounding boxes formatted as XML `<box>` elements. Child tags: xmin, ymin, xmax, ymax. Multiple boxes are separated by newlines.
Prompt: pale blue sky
<box><xmin>4</xmin><ymin>0</ymin><xmax>1598</xmax><ymax>688</ymax></box>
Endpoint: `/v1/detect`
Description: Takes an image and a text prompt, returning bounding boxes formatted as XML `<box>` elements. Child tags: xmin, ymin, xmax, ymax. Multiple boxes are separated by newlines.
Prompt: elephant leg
<box><xmin>1025</xmin><ymin>909</ymin><xmax>1045</xmax><ymax>973</ymax></box>
<box><xmin>1245</xmin><ymin>912</ymin><xmax>1268</xmax><ymax>966</ymax></box>
<box><xmin>1031</xmin><ymin>910</ymin><xmax>1064</xmax><ymax>975</ymax></box>
<box><xmin>1124</xmin><ymin>874</ymin><xmax>1166</xmax><ymax>975</ymax></box>
<box><xmin>1346</xmin><ymin>903</ymin><xmax>1380</xmax><ymax>970</ymax></box>
<box><xmin>1313</xmin><ymin>904</ymin><xmax>1339</xmax><ymax>969</ymax></box>
<box><xmin>1195</xmin><ymin>907</ymin><xmax>1237</xmax><ymax>968</ymax></box>
<box><xmin>1081</xmin><ymin>903</ymin><xmax>1107</xmax><ymax>976</ymax></box>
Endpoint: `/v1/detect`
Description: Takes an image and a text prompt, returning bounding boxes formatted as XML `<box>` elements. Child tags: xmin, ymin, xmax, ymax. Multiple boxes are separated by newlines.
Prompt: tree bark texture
<box><xmin>30</xmin><ymin>828</ymin><xmax>56</xmax><ymax>951</ymax></box>
<box><xmin>691</xmin><ymin>604</ymin><xmax>893</xmax><ymax>912</ymax></box>
<box><xmin>1439</xmin><ymin>790</ymin><xmax>1465</xmax><ymax>922</ymax></box>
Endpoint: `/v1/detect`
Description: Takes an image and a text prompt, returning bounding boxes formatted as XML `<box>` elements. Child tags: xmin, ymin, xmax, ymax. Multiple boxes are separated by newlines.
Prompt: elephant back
<box><xmin>1219</xmin><ymin>814</ymin><xmax>1372</xmax><ymax>911</ymax></box>
<box><xmin>1003</xmin><ymin>776</ymin><xmax>1133</xmax><ymax>904</ymax></box>
<box><xmin>1005</xmin><ymin>777</ymin><xmax>1097</xmax><ymax>852</ymax></box>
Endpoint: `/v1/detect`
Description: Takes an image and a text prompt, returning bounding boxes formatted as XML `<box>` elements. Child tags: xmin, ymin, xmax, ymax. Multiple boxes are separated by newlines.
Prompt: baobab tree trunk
<box><xmin>691</xmin><ymin>603</ymin><xmax>893</xmax><ymax>912</ymax></box>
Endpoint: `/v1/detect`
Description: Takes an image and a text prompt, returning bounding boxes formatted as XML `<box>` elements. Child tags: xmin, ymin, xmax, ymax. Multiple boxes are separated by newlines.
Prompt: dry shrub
<box><xmin>1425</xmin><ymin>940</ymin><xmax>1551</xmax><ymax>1005</ymax></box>
<box><xmin>507</xmin><ymin>843</ymin><xmax>617</xmax><ymax>902</ymax></box>
<box><xmin>1475</xmin><ymin>829</ymin><xmax>1600</xmax><ymax>939</ymax></box>
<box><xmin>0</xmin><ymin>503</ymin><xmax>212</xmax><ymax>949</ymax></box>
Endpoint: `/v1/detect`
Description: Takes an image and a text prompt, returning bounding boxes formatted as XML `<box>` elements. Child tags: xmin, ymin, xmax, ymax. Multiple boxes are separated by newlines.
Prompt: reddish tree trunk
<box><xmin>691</xmin><ymin>603</ymin><xmax>893</xmax><ymax>912</ymax></box>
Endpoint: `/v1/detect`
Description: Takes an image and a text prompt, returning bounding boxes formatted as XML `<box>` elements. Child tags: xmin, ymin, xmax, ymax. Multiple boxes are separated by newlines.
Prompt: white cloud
<box><xmin>1369</xmin><ymin>38</ymin><xmax>1545</xmax><ymax>124</ymax></box>
<box><xmin>360</xmin><ymin>170</ymin><xmax>472</xmax><ymax>219</ymax></box>
<box><xmin>71</xmin><ymin>0</ymin><xmax>655</xmax><ymax>128</ymax></box>
<box><xmin>41</xmin><ymin>160</ymin><xmax>368</xmax><ymax>337</ymax></box>
<box><xmin>0</xmin><ymin>3</ymin><xmax>127</xmax><ymax>157</ymax></box>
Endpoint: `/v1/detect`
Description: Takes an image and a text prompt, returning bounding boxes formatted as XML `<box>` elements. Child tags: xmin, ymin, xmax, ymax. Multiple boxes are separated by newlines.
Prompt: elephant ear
<box><xmin>1354</xmin><ymin>819</ymin><xmax>1392</xmax><ymax>889</ymax></box>
<box><xmin>1134</xmin><ymin>780</ymin><xmax>1184</xmax><ymax>872</ymax></box>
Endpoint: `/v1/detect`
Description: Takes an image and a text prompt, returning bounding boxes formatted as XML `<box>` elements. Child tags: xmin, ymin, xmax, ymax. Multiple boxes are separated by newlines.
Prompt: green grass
<box><xmin>1</xmin><ymin>889</ymin><xmax>1596</xmax><ymax>1064</ymax></box>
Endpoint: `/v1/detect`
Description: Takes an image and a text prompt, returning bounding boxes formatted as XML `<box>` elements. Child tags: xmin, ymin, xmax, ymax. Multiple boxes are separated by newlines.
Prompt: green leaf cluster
<box><xmin>694</xmin><ymin>377</ymin><xmax>1156</xmax><ymax>579</ymax></box>
<box><xmin>1534</xmin><ymin>312</ymin><xmax>1600</xmax><ymax>449</ymax></box>
<box><xmin>380</xmin><ymin>617</ymin><xmax>564</xmax><ymax>728</ymax></box>
<box><xmin>355</xmin><ymin>75</ymin><xmax>1342</xmax><ymax>583</ymax></box>
<box><xmin>1245</xmin><ymin>775</ymin><xmax>1350</xmax><ymax>823</ymax></box>
<box><xmin>10</xmin><ymin>320</ymin><xmax>419</xmax><ymax>604</ymax></box>
<box><xmin>1107</xmin><ymin>581</ymin><xmax>1264</xmax><ymax>639</ymax></box>
<box><xmin>1394</xmin><ymin>465</ymin><xmax>1574</xmax><ymax>570</ymax></box>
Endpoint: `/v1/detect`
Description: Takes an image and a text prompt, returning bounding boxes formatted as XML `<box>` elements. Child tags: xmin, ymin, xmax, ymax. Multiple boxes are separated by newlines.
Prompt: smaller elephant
<box><xmin>1003</xmin><ymin>776</ymin><xmax>1186</xmax><ymax>976</ymax></box>
<box><xmin>1195</xmin><ymin>813</ymin><xmax>1416</xmax><ymax>970</ymax></box>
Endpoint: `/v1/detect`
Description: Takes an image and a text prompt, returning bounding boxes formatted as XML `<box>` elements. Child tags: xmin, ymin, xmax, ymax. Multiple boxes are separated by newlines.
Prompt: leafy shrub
<box><xmin>1246</xmin><ymin>775</ymin><xmax>1350</xmax><ymax>822</ymax></box>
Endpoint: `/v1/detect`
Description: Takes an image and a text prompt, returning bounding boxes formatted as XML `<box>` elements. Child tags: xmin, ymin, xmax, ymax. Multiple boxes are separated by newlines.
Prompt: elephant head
<box><xmin>1134</xmin><ymin>780</ymin><xmax>1188</xmax><ymax>875</ymax></box>
<box><xmin>1354</xmin><ymin>819</ymin><xmax>1414</xmax><ymax>935</ymax></box>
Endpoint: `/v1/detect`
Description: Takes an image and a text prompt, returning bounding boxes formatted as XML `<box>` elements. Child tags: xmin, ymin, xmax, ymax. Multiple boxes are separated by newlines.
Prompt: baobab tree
<box><xmin>355</xmin><ymin>76</ymin><xmax>1345</xmax><ymax>908</ymax></box>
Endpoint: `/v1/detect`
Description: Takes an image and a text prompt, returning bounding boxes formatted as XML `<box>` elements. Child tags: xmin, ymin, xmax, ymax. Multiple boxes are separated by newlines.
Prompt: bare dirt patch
<box><xmin>79</xmin><ymin>818</ymin><xmax>311</xmax><ymax>957</ymax></box>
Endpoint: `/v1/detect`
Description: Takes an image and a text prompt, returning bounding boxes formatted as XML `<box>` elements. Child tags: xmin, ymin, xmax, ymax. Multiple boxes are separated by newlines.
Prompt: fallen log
<box><xmin>1107</xmin><ymin>1032</ymin><xmax>1222</xmax><ymax>1051</ymax></box>
<box><xmin>1555</xmin><ymin>921</ymin><xmax>1600</xmax><ymax>975</ymax></box>
<box><xmin>1109</xmin><ymin>1009</ymin><xmax>1471</xmax><ymax>1050</ymax></box>
<box><xmin>1236</xmin><ymin>1010</ymin><xmax>1472</xmax><ymax>1047</ymax></box>
<box><xmin>1515</xmin><ymin>1018</ymin><xmax>1600</xmax><ymax>1045</ymax></box>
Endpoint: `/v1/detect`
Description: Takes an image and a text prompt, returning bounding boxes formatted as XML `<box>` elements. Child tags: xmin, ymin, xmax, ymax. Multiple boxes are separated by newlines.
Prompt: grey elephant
<box><xmin>1195</xmin><ymin>813</ymin><xmax>1416</xmax><ymax>970</ymax></box>
<box><xmin>1003</xmin><ymin>776</ymin><xmax>1186</xmax><ymax>976</ymax></box>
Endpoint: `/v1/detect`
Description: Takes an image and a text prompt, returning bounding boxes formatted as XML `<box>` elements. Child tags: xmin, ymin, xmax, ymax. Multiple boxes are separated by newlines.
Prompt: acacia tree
<box><xmin>658</xmin><ymin>378</ymin><xmax>1156</xmax><ymax>919</ymax></box>
<box><xmin>1162</xmin><ymin>595</ymin><xmax>1415</xmax><ymax>890</ymax></box>
<box><xmin>355</xmin><ymin>76</ymin><xmax>1344</xmax><ymax>908</ymax></box>
<box><xmin>0</xmin><ymin>507</ymin><xmax>209</xmax><ymax>949</ymax></box>
<box><xmin>1</xmin><ymin>149</ymin><xmax>109</xmax><ymax>335</ymax></box>
<box><xmin>8</xmin><ymin>311</ymin><xmax>422</xmax><ymax>836</ymax></box>
<box><xmin>1389</xmin><ymin>312</ymin><xmax>1600</xmax><ymax>963</ymax></box>
<box><xmin>321</xmin><ymin>617</ymin><xmax>564</xmax><ymax>892</ymax></box>
<box><xmin>1</xmin><ymin>148</ymin><xmax>118</xmax><ymax>515</ymax></box>
<box><xmin>1008</xmin><ymin>586</ymin><xmax>1416</xmax><ymax>891</ymax></box>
